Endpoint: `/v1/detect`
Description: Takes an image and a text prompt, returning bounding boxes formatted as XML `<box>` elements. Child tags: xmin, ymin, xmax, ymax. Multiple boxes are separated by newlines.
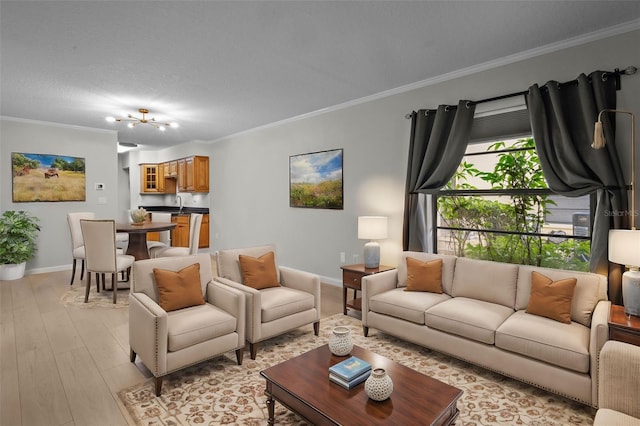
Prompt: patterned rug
<box><xmin>60</xmin><ymin>279</ymin><xmax>130</xmax><ymax>308</ymax></box>
<box><xmin>118</xmin><ymin>314</ymin><xmax>594</xmax><ymax>425</ymax></box>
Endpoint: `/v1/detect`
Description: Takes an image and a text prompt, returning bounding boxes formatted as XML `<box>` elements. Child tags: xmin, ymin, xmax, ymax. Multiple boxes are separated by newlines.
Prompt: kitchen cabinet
<box><xmin>140</xmin><ymin>164</ymin><xmax>159</xmax><ymax>193</ymax></box>
<box><xmin>176</xmin><ymin>156</ymin><xmax>209</xmax><ymax>192</ymax></box>
<box><xmin>170</xmin><ymin>213</ymin><xmax>210</xmax><ymax>248</ymax></box>
<box><xmin>167</xmin><ymin>161</ymin><xmax>178</xmax><ymax>177</ymax></box>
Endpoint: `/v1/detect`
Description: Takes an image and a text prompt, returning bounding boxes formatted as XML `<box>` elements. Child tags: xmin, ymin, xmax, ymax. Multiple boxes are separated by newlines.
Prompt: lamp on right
<box><xmin>593</xmin><ymin>108</ymin><xmax>639</xmax><ymax>316</ymax></box>
<box><xmin>358</xmin><ymin>216</ymin><xmax>388</xmax><ymax>269</ymax></box>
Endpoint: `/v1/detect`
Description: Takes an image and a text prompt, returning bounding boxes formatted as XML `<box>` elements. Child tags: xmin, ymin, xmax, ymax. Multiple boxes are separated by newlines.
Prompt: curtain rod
<box><xmin>404</xmin><ymin>66</ymin><xmax>637</xmax><ymax>119</ymax></box>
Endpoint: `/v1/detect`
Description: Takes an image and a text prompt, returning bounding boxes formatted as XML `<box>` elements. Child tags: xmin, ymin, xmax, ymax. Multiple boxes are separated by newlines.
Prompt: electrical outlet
<box><xmin>340</xmin><ymin>252</ymin><xmax>346</xmax><ymax>263</ymax></box>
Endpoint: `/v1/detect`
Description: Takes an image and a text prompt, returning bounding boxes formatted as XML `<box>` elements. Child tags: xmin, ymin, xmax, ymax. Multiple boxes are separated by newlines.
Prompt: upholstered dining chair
<box><xmin>146</xmin><ymin>212</ymin><xmax>172</xmax><ymax>253</ymax></box>
<box><xmin>151</xmin><ymin>213</ymin><xmax>202</xmax><ymax>258</ymax></box>
<box><xmin>129</xmin><ymin>254</ymin><xmax>246</xmax><ymax>396</ymax></box>
<box><xmin>80</xmin><ymin>219</ymin><xmax>135</xmax><ymax>304</ymax></box>
<box><xmin>215</xmin><ymin>244</ymin><xmax>321</xmax><ymax>359</ymax></box>
<box><xmin>67</xmin><ymin>211</ymin><xmax>95</xmax><ymax>285</ymax></box>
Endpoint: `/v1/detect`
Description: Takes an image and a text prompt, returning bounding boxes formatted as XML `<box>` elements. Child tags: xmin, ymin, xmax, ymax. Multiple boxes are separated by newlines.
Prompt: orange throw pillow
<box><xmin>153</xmin><ymin>263</ymin><xmax>205</xmax><ymax>312</ymax></box>
<box><xmin>238</xmin><ymin>252</ymin><xmax>280</xmax><ymax>290</ymax></box>
<box><xmin>526</xmin><ymin>271</ymin><xmax>577</xmax><ymax>323</ymax></box>
<box><xmin>405</xmin><ymin>257</ymin><xmax>443</xmax><ymax>293</ymax></box>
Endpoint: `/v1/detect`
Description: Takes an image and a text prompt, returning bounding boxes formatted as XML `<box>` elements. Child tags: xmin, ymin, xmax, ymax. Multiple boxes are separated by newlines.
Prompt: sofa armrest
<box><xmin>590</xmin><ymin>300</ymin><xmax>611</xmax><ymax>407</ymax></box>
<box><xmin>129</xmin><ymin>292</ymin><xmax>168</xmax><ymax>375</ymax></box>
<box><xmin>598</xmin><ymin>340</ymin><xmax>640</xmax><ymax>418</ymax></box>
<box><xmin>279</xmin><ymin>266</ymin><xmax>321</xmax><ymax>312</ymax></box>
<box><xmin>361</xmin><ymin>269</ymin><xmax>399</xmax><ymax>325</ymax></box>
<box><xmin>215</xmin><ymin>276</ymin><xmax>262</xmax><ymax>342</ymax></box>
<box><xmin>206</xmin><ymin>281</ymin><xmax>246</xmax><ymax>344</ymax></box>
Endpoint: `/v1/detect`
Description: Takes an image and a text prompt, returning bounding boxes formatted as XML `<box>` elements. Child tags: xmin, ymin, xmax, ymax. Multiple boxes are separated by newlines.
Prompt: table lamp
<box><xmin>593</xmin><ymin>108</ymin><xmax>638</xmax><ymax>316</ymax></box>
<box><xmin>358</xmin><ymin>216</ymin><xmax>388</xmax><ymax>268</ymax></box>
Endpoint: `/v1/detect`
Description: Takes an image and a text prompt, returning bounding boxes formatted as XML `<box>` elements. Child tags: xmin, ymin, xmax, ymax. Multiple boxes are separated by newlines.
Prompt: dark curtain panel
<box><xmin>526</xmin><ymin>71</ymin><xmax>626</xmax><ymax>303</ymax></box>
<box><xmin>403</xmin><ymin>101</ymin><xmax>476</xmax><ymax>251</ymax></box>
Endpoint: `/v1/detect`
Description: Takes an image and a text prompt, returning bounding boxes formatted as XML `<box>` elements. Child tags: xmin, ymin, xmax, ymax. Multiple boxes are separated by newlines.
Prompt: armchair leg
<box><xmin>313</xmin><ymin>321</ymin><xmax>320</xmax><ymax>336</ymax></box>
<box><xmin>130</xmin><ymin>348</ymin><xmax>136</xmax><ymax>362</ymax></box>
<box><xmin>80</xmin><ymin>260</ymin><xmax>85</xmax><ymax>280</ymax></box>
<box><xmin>363</xmin><ymin>326</ymin><xmax>369</xmax><ymax>337</ymax></box>
<box><xmin>70</xmin><ymin>259</ymin><xmax>77</xmax><ymax>285</ymax></box>
<box><xmin>235</xmin><ymin>348</ymin><xmax>244</xmax><ymax>365</ymax></box>
<box><xmin>96</xmin><ymin>273</ymin><xmax>100</xmax><ymax>293</ymax></box>
<box><xmin>154</xmin><ymin>376</ymin><xmax>163</xmax><ymax>397</ymax></box>
<box><xmin>84</xmin><ymin>272</ymin><xmax>91</xmax><ymax>303</ymax></box>
<box><xmin>250</xmin><ymin>342</ymin><xmax>258</xmax><ymax>360</ymax></box>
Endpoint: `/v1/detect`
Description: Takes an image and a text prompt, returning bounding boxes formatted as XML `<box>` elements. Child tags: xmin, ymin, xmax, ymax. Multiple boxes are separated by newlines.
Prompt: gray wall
<box><xmin>0</xmin><ymin>118</ymin><xmax>119</xmax><ymax>273</ymax></box>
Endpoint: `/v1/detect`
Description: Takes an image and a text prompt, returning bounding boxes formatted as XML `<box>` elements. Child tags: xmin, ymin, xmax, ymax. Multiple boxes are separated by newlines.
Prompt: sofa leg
<box><xmin>363</xmin><ymin>326</ymin><xmax>369</xmax><ymax>337</ymax></box>
<box><xmin>250</xmin><ymin>342</ymin><xmax>258</xmax><ymax>360</ymax></box>
<box><xmin>130</xmin><ymin>348</ymin><xmax>136</xmax><ymax>362</ymax></box>
<box><xmin>235</xmin><ymin>348</ymin><xmax>244</xmax><ymax>365</ymax></box>
<box><xmin>154</xmin><ymin>376</ymin><xmax>163</xmax><ymax>397</ymax></box>
<box><xmin>313</xmin><ymin>321</ymin><xmax>320</xmax><ymax>336</ymax></box>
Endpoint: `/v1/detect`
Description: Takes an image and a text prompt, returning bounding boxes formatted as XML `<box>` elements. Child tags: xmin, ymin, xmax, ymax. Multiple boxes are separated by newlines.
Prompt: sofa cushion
<box><xmin>425</xmin><ymin>297</ymin><xmax>514</xmax><ymax>344</ymax></box>
<box><xmin>451</xmin><ymin>258</ymin><xmax>519</xmax><ymax>308</ymax></box>
<box><xmin>260</xmin><ymin>287</ymin><xmax>315</xmax><ymax>323</ymax></box>
<box><xmin>516</xmin><ymin>265</ymin><xmax>606</xmax><ymax>327</ymax></box>
<box><xmin>495</xmin><ymin>310</ymin><xmax>590</xmax><ymax>373</ymax></box>
<box><xmin>167</xmin><ymin>304</ymin><xmax>237</xmax><ymax>352</ymax></box>
<box><xmin>398</xmin><ymin>252</ymin><xmax>456</xmax><ymax>295</ymax></box>
<box><xmin>238</xmin><ymin>251</ymin><xmax>280</xmax><ymax>290</ymax></box>
<box><xmin>369</xmin><ymin>287</ymin><xmax>450</xmax><ymax>325</ymax></box>
<box><xmin>526</xmin><ymin>271</ymin><xmax>576</xmax><ymax>323</ymax></box>
<box><xmin>216</xmin><ymin>244</ymin><xmax>280</xmax><ymax>283</ymax></box>
<box><xmin>405</xmin><ymin>257</ymin><xmax>442</xmax><ymax>293</ymax></box>
<box><xmin>153</xmin><ymin>263</ymin><xmax>205</xmax><ymax>312</ymax></box>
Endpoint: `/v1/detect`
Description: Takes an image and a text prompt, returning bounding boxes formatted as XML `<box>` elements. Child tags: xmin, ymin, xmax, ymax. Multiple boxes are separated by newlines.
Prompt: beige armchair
<box><xmin>594</xmin><ymin>340</ymin><xmax>640</xmax><ymax>425</ymax></box>
<box><xmin>215</xmin><ymin>244</ymin><xmax>320</xmax><ymax>359</ymax></box>
<box><xmin>129</xmin><ymin>253</ymin><xmax>245</xmax><ymax>396</ymax></box>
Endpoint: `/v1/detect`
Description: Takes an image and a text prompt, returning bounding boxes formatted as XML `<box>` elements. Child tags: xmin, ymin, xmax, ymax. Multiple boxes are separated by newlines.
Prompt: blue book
<box><xmin>328</xmin><ymin>356</ymin><xmax>372</xmax><ymax>381</ymax></box>
<box><xmin>329</xmin><ymin>369</ymin><xmax>371</xmax><ymax>389</ymax></box>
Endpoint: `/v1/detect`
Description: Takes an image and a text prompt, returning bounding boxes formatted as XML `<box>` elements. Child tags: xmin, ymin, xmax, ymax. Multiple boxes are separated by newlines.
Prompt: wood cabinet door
<box><xmin>171</xmin><ymin>215</ymin><xmax>190</xmax><ymax>247</ymax></box>
<box><xmin>193</xmin><ymin>156</ymin><xmax>209</xmax><ymax>192</ymax></box>
<box><xmin>140</xmin><ymin>164</ymin><xmax>158</xmax><ymax>192</ymax></box>
<box><xmin>177</xmin><ymin>159</ymin><xmax>186</xmax><ymax>192</ymax></box>
<box><xmin>185</xmin><ymin>157</ymin><xmax>195</xmax><ymax>191</ymax></box>
<box><xmin>156</xmin><ymin>163</ymin><xmax>165</xmax><ymax>193</ymax></box>
<box><xmin>199</xmin><ymin>214</ymin><xmax>209</xmax><ymax>248</ymax></box>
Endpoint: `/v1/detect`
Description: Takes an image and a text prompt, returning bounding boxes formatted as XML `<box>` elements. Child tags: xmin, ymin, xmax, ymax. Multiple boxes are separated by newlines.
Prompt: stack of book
<box><xmin>328</xmin><ymin>356</ymin><xmax>372</xmax><ymax>389</ymax></box>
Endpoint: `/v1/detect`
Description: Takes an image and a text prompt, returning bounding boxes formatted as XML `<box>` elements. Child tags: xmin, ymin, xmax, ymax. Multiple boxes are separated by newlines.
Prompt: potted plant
<box><xmin>0</xmin><ymin>210</ymin><xmax>40</xmax><ymax>280</ymax></box>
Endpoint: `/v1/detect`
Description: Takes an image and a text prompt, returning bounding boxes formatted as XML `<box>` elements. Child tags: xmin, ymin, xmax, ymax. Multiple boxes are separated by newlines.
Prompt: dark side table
<box><xmin>608</xmin><ymin>304</ymin><xmax>640</xmax><ymax>346</ymax></box>
<box><xmin>340</xmin><ymin>264</ymin><xmax>395</xmax><ymax>315</ymax></box>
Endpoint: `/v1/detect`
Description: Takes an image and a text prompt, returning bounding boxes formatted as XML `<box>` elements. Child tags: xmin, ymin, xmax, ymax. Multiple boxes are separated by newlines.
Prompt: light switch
<box><xmin>95</xmin><ymin>183</ymin><xmax>105</xmax><ymax>190</ymax></box>
<box><xmin>98</xmin><ymin>197</ymin><xmax>107</xmax><ymax>205</ymax></box>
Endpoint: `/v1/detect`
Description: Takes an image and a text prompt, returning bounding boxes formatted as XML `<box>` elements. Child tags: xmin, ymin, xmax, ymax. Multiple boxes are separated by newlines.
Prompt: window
<box><xmin>433</xmin><ymin>109</ymin><xmax>592</xmax><ymax>272</ymax></box>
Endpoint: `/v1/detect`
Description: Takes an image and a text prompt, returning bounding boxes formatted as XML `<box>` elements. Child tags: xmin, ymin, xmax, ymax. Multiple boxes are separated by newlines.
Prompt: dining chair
<box><xmin>67</xmin><ymin>212</ymin><xmax>95</xmax><ymax>285</ymax></box>
<box><xmin>80</xmin><ymin>219</ymin><xmax>135</xmax><ymax>304</ymax></box>
<box><xmin>146</xmin><ymin>212</ymin><xmax>172</xmax><ymax>253</ymax></box>
<box><xmin>151</xmin><ymin>213</ymin><xmax>202</xmax><ymax>258</ymax></box>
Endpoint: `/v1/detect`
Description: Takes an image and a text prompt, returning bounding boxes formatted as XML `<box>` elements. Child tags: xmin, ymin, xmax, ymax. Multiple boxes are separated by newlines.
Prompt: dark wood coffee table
<box><xmin>260</xmin><ymin>344</ymin><xmax>462</xmax><ymax>425</ymax></box>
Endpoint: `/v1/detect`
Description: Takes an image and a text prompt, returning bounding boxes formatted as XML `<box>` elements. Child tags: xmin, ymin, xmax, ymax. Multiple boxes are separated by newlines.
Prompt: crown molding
<box><xmin>1</xmin><ymin>116</ymin><xmax>117</xmax><ymax>135</ymax></box>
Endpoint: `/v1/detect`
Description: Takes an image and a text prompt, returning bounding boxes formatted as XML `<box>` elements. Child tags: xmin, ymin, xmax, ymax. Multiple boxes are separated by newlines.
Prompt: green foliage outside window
<box><xmin>438</xmin><ymin>137</ymin><xmax>590</xmax><ymax>271</ymax></box>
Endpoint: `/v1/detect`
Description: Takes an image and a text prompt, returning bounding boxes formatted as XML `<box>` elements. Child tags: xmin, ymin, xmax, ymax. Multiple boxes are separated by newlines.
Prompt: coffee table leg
<box><xmin>266</xmin><ymin>394</ymin><xmax>275</xmax><ymax>425</ymax></box>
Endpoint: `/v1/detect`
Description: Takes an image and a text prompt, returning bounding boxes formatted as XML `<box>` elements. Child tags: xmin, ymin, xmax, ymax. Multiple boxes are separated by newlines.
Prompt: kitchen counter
<box><xmin>139</xmin><ymin>205</ymin><xmax>209</xmax><ymax>216</ymax></box>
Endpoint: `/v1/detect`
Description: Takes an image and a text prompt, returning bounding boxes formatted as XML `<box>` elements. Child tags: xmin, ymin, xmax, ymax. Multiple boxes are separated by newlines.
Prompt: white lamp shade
<box><xmin>358</xmin><ymin>216</ymin><xmax>388</xmax><ymax>240</ymax></box>
<box><xmin>609</xmin><ymin>229</ymin><xmax>640</xmax><ymax>266</ymax></box>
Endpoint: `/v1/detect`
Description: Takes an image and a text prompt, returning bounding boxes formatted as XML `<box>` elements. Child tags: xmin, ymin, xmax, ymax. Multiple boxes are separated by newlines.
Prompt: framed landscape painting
<box><xmin>12</xmin><ymin>152</ymin><xmax>86</xmax><ymax>202</ymax></box>
<box><xmin>290</xmin><ymin>148</ymin><xmax>343</xmax><ymax>209</ymax></box>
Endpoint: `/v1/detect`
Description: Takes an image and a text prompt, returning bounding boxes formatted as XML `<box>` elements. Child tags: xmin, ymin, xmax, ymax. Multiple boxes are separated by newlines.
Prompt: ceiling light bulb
<box><xmin>127</xmin><ymin>123</ymin><xmax>134</xmax><ymax>128</ymax></box>
<box><xmin>170</xmin><ymin>122</ymin><xmax>179</xmax><ymax>128</ymax></box>
<box><xmin>105</xmin><ymin>116</ymin><xmax>116</xmax><ymax>122</ymax></box>
<box><xmin>159</xmin><ymin>126</ymin><xmax>166</xmax><ymax>131</ymax></box>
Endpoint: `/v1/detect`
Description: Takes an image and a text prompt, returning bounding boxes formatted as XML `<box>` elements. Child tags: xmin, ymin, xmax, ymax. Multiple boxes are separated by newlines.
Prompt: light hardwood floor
<box><xmin>0</xmin><ymin>266</ymin><xmax>344</xmax><ymax>426</ymax></box>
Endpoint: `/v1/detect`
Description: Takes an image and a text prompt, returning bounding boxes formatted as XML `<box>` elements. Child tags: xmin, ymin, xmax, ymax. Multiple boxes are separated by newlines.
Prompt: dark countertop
<box><xmin>139</xmin><ymin>205</ymin><xmax>209</xmax><ymax>215</ymax></box>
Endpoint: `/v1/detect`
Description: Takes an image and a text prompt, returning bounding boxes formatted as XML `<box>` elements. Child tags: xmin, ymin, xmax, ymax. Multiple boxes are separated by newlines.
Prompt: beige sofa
<box><xmin>362</xmin><ymin>251</ymin><xmax>609</xmax><ymax>407</ymax></box>
<box><xmin>594</xmin><ymin>340</ymin><xmax>640</xmax><ymax>425</ymax></box>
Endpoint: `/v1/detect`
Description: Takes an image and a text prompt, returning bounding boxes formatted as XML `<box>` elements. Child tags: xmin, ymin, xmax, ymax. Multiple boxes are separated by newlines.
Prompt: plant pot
<box><xmin>0</xmin><ymin>262</ymin><xmax>26</xmax><ymax>280</ymax></box>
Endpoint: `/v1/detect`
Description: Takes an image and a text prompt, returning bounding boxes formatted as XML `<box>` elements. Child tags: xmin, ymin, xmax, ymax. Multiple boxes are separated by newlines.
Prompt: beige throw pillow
<box><xmin>405</xmin><ymin>257</ymin><xmax>443</xmax><ymax>293</ymax></box>
<box><xmin>526</xmin><ymin>271</ymin><xmax>577</xmax><ymax>323</ymax></box>
<box><xmin>153</xmin><ymin>263</ymin><xmax>205</xmax><ymax>312</ymax></box>
<box><xmin>238</xmin><ymin>251</ymin><xmax>280</xmax><ymax>290</ymax></box>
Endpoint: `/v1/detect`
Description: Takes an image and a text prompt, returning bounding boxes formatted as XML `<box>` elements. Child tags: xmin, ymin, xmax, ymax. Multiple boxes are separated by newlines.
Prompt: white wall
<box><xmin>0</xmin><ymin>118</ymin><xmax>119</xmax><ymax>273</ymax></box>
<box><xmin>208</xmin><ymin>29</ymin><xmax>640</xmax><ymax>284</ymax></box>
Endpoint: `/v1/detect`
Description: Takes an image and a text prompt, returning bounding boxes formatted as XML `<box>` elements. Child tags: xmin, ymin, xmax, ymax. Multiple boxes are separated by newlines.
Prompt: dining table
<box><xmin>116</xmin><ymin>221</ymin><xmax>177</xmax><ymax>260</ymax></box>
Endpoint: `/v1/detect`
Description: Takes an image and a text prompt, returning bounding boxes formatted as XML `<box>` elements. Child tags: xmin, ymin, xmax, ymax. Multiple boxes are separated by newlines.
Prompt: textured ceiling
<box><xmin>1</xmin><ymin>1</ymin><xmax>639</xmax><ymax>150</ymax></box>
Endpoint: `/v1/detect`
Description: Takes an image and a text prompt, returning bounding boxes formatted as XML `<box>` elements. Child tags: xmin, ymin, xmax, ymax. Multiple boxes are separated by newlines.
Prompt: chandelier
<box><xmin>106</xmin><ymin>108</ymin><xmax>179</xmax><ymax>131</ymax></box>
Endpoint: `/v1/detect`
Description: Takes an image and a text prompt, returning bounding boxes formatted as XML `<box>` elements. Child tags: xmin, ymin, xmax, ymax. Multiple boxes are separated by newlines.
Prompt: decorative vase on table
<box><xmin>364</xmin><ymin>368</ymin><xmax>393</xmax><ymax>401</ymax></box>
<box><xmin>130</xmin><ymin>208</ymin><xmax>147</xmax><ymax>225</ymax></box>
<box><xmin>328</xmin><ymin>326</ymin><xmax>353</xmax><ymax>356</ymax></box>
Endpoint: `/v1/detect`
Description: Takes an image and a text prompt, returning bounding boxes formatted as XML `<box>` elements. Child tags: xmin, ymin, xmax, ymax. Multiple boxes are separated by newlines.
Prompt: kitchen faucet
<box><xmin>176</xmin><ymin>195</ymin><xmax>183</xmax><ymax>213</ymax></box>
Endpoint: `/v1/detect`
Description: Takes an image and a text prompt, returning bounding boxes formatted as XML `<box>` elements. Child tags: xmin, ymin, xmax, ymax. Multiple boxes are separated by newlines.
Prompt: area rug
<box><xmin>118</xmin><ymin>314</ymin><xmax>593</xmax><ymax>425</ymax></box>
<box><xmin>60</xmin><ymin>280</ymin><xmax>130</xmax><ymax>308</ymax></box>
